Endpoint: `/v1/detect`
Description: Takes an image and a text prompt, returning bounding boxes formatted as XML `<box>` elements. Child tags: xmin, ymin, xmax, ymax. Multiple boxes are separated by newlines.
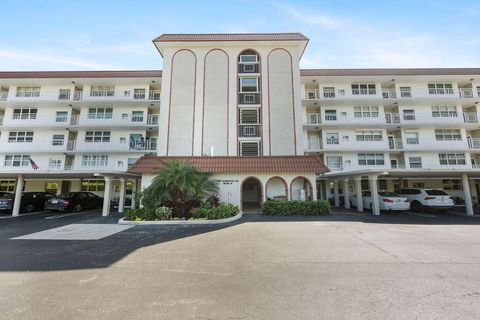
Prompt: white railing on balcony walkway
<box><xmin>306</xmin><ymin>139</ymin><xmax>322</xmax><ymax>150</ymax></box>
<box><xmin>382</xmin><ymin>89</ymin><xmax>397</xmax><ymax>99</ymax></box>
<box><xmin>459</xmin><ymin>88</ymin><xmax>474</xmax><ymax>98</ymax></box>
<box><xmin>65</xmin><ymin>140</ymin><xmax>157</xmax><ymax>152</ymax></box>
<box><xmin>388</xmin><ymin>138</ymin><xmax>404</xmax><ymax>150</ymax></box>
<box><xmin>468</xmin><ymin>138</ymin><xmax>480</xmax><ymax>149</ymax></box>
<box><xmin>306</xmin><ymin>113</ymin><xmax>321</xmax><ymax>124</ymax></box>
<box><xmin>0</xmin><ymin>90</ymin><xmax>161</xmax><ymax>102</ymax></box>
<box><xmin>385</xmin><ymin>113</ymin><xmax>401</xmax><ymax>123</ymax></box>
<box><xmin>463</xmin><ymin>112</ymin><xmax>478</xmax><ymax>123</ymax></box>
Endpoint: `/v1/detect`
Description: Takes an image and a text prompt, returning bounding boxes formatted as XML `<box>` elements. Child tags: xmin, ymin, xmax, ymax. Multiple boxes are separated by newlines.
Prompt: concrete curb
<box><xmin>118</xmin><ymin>212</ymin><xmax>243</xmax><ymax>225</ymax></box>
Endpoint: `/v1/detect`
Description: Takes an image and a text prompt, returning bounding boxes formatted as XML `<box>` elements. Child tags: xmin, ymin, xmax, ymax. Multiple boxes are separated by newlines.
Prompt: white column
<box><xmin>333</xmin><ymin>180</ymin><xmax>340</xmax><ymax>207</ymax></box>
<box><xmin>102</xmin><ymin>176</ymin><xmax>112</xmax><ymax>217</ymax></box>
<box><xmin>343</xmin><ymin>178</ymin><xmax>350</xmax><ymax>209</ymax></box>
<box><xmin>369</xmin><ymin>175</ymin><xmax>380</xmax><ymax>216</ymax></box>
<box><xmin>12</xmin><ymin>174</ymin><xmax>24</xmax><ymax>217</ymax></box>
<box><xmin>131</xmin><ymin>179</ymin><xmax>138</xmax><ymax>209</ymax></box>
<box><xmin>354</xmin><ymin>176</ymin><xmax>363</xmax><ymax>212</ymax></box>
<box><xmin>118</xmin><ymin>177</ymin><xmax>126</xmax><ymax>214</ymax></box>
<box><xmin>462</xmin><ymin>173</ymin><xmax>474</xmax><ymax>216</ymax></box>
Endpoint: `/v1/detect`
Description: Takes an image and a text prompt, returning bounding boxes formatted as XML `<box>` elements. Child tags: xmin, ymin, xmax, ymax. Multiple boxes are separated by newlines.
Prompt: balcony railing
<box><xmin>305</xmin><ymin>89</ymin><xmax>319</xmax><ymax>100</ymax></box>
<box><xmin>468</xmin><ymin>138</ymin><xmax>480</xmax><ymax>149</ymax></box>
<box><xmin>385</xmin><ymin>113</ymin><xmax>401</xmax><ymax>123</ymax></box>
<box><xmin>66</xmin><ymin>139</ymin><xmax>157</xmax><ymax>152</ymax></box>
<box><xmin>323</xmin><ymin>88</ymin><xmax>336</xmax><ymax>98</ymax></box>
<box><xmin>67</xmin><ymin>140</ymin><xmax>76</xmax><ymax>151</ymax></box>
<box><xmin>306</xmin><ymin>139</ymin><xmax>322</xmax><ymax>150</ymax></box>
<box><xmin>327</xmin><ymin>163</ymin><xmax>343</xmax><ymax>171</ymax></box>
<box><xmin>147</xmin><ymin>114</ymin><xmax>159</xmax><ymax>125</ymax></box>
<box><xmin>238</xmin><ymin>63</ymin><xmax>260</xmax><ymax>74</ymax></box>
<box><xmin>15</xmin><ymin>91</ymin><xmax>40</xmax><ymax>98</ymax></box>
<box><xmin>463</xmin><ymin>112</ymin><xmax>478</xmax><ymax>123</ymax></box>
<box><xmin>388</xmin><ymin>138</ymin><xmax>403</xmax><ymax>150</ymax></box>
<box><xmin>306</xmin><ymin>113</ymin><xmax>321</xmax><ymax>124</ymax></box>
<box><xmin>238</xmin><ymin>124</ymin><xmax>261</xmax><ymax>138</ymax></box>
<box><xmin>2</xmin><ymin>90</ymin><xmax>161</xmax><ymax>101</ymax></box>
<box><xmin>238</xmin><ymin>92</ymin><xmax>260</xmax><ymax>105</ymax></box>
<box><xmin>382</xmin><ymin>89</ymin><xmax>397</xmax><ymax>99</ymax></box>
<box><xmin>0</xmin><ymin>92</ymin><xmax>8</xmax><ymax>101</ymax></box>
<box><xmin>459</xmin><ymin>88</ymin><xmax>474</xmax><ymax>98</ymax></box>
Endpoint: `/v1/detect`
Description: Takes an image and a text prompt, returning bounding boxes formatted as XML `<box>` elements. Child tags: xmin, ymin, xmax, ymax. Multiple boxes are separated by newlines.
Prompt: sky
<box><xmin>1</xmin><ymin>0</ymin><xmax>480</xmax><ymax>71</ymax></box>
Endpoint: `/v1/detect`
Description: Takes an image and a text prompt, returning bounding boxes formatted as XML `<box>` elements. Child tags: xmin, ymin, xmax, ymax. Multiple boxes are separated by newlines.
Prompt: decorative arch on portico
<box><xmin>265</xmin><ymin>176</ymin><xmax>288</xmax><ymax>200</ymax></box>
<box><xmin>290</xmin><ymin>176</ymin><xmax>313</xmax><ymax>201</ymax></box>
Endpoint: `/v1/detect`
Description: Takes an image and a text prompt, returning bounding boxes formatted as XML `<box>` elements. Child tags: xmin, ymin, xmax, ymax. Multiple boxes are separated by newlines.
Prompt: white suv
<box><xmin>394</xmin><ymin>188</ymin><xmax>454</xmax><ymax>212</ymax></box>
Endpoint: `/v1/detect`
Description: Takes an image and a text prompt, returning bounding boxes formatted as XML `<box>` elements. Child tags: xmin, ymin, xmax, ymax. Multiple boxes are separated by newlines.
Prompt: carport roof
<box><xmin>128</xmin><ymin>156</ymin><xmax>329</xmax><ymax>174</ymax></box>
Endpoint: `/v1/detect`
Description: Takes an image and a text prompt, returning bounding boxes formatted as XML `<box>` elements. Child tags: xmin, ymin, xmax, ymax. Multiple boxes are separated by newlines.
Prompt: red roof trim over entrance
<box><xmin>153</xmin><ymin>33</ymin><xmax>309</xmax><ymax>42</ymax></box>
<box><xmin>128</xmin><ymin>156</ymin><xmax>329</xmax><ymax>174</ymax></box>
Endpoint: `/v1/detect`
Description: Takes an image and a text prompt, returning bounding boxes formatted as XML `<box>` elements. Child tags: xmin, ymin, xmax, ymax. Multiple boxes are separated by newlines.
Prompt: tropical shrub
<box><xmin>262</xmin><ymin>200</ymin><xmax>330</xmax><ymax>216</ymax></box>
<box><xmin>155</xmin><ymin>206</ymin><xmax>172</xmax><ymax>220</ymax></box>
<box><xmin>195</xmin><ymin>203</ymin><xmax>240</xmax><ymax>220</ymax></box>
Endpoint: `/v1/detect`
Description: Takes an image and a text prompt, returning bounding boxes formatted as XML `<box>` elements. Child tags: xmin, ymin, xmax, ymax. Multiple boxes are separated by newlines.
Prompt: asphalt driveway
<box><xmin>1</xmin><ymin>210</ymin><xmax>480</xmax><ymax>319</ymax></box>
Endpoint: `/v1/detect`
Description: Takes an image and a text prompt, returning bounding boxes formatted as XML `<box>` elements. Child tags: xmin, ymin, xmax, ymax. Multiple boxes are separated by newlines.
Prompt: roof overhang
<box><xmin>320</xmin><ymin>168</ymin><xmax>480</xmax><ymax>179</ymax></box>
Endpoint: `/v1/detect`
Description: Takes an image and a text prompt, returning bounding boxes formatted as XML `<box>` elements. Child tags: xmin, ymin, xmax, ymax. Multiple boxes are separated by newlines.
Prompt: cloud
<box><xmin>0</xmin><ymin>48</ymin><xmax>119</xmax><ymax>70</ymax></box>
<box><xmin>277</xmin><ymin>3</ymin><xmax>344</xmax><ymax>29</ymax></box>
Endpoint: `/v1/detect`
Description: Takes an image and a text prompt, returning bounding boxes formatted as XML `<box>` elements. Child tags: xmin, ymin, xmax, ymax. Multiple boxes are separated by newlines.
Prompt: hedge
<box><xmin>195</xmin><ymin>203</ymin><xmax>240</xmax><ymax>220</ymax></box>
<box><xmin>262</xmin><ymin>200</ymin><xmax>330</xmax><ymax>216</ymax></box>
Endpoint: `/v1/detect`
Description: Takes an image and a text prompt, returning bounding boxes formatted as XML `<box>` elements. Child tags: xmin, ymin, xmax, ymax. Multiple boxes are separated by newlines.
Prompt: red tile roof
<box><xmin>153</xmin><ymin>33</ymin><xmax>309</xmax><ymax>42</ymax></box>
<box><xmin>128</xmin><ymin>156</ymin><xmax>329</xmax><ymax>174</ymax></box>
<box><xmin>0</xmin><ymin>70</ymin><xmax>162</xmax><ymax>79</ymax></box>
<box><xmin>300</xmin><ymin>68</ymin><xmax>480</xmax><ymax>76</ymax></box>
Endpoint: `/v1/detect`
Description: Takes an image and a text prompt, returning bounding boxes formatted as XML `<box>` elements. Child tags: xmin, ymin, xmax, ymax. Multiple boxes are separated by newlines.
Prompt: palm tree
<box><xmin>143</xmin><ymin>160</ymin><xmax>218</xmax><ymax>217</ymax></box>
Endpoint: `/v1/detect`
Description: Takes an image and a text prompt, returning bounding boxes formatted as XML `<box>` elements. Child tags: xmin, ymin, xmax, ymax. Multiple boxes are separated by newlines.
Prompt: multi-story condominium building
<box><xmin>2</xmin><ymin>32</ymin><xmax>480</xmax><ymax>216</ymax></box>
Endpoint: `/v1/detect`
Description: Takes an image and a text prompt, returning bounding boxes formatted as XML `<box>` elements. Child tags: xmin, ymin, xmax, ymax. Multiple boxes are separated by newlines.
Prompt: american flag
<box><xmin>29</xmin><ymin>157</ymin><xmax>39</xmax><ymax>170</ymax></box>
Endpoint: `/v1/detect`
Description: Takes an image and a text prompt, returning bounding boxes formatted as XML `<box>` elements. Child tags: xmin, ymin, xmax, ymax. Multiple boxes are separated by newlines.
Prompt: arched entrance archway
<box><xmin>241</xmin><ymin>177</ymin><xmax>263</xmax><ymax>213</ymax></box>
<box><xmin>290</xmin><ymin>176</ymin><xmax>313</xmax><ymax>201</ymax></box>
<box><xmin>265</xmin><ymin>176</ymin><xmax>288</xmax><ymax>200</ymax></box>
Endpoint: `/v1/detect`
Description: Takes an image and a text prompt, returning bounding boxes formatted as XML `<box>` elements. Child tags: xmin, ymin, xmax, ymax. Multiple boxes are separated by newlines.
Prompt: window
<box><xmin>16</xmin><ymin>87</ymin><xmax>40</xmax><ymax>98</ymax></box>
<box><xmin>405</xmin><ymin>132</ymin><xmax>419</xmax><ymax>144</ymax></box>
<box><xmin>240</xmin><ymin>55</ymin><xmax>258</xmax><ymax>63</ymax></box>
<box><xmin>81</xmin><ymin>155</ymin><xmax>109</xmax><ymax>167</ymax></box>
<box><xmin>356</xmin><ymin>131</ymin><xmax>382</xmax><ymax>141</ymax></box>
<box><xmin>403</xmin><ymin>109</ymin><xmax>415</xmax><ymax>121</ymax></box>
<box><xmin>48</xmin><ymin>159</ymin><xmax>62</xmax><ymax>169</ymax></box>
<box><xmin>88</xmin><ymin>108</ymin><xmax>113</xmax><ymax>119</ymax></box>
<box><xmin>81</xmin><ymin>179</ymin><xmax>105</xmax><ymax>191</ymax></box>
<box><xmin>0</xmin><ymin>180</ymin><xmax>15</xmax><ymax>192</ymax></box>
<box><xmin>4</xmin><ymin>155</ymin><xmax>30</xmax><ymax>167</ymax></box>
<box><xmin>58</xmin><ymin>89</ymin><xmax>71</xmax><ymax>100</ymax></box>
<box><xmin>443</xmin><ymin>179</ymin><xmax>462</xmax><ymax>190</ymax></box>
<box><xmin>131</xmin><ymin>111</ymin><xmax>144</xmax><ymax>122</ymax></box>
<box><xmin>90</xmin><ymin>86</ymin><xmax>114</xmax><ymax>97</ymax></box>
<box><xmin>324</xmin><ymin>110</ymin><xmax>337</xmax><ymax>121</ymax></box>
<box><xmin>326</xmin><ymin>133</ymin><xmax>339</xmax><ymax>145</ymax></box>
<box><xmin>8</xmin><ymin>131</ymin><xmax>33</xmax><ymax>143</ymax></box>
<box><xmin>358</xmin><ymin>153</ymin><xmax>385</xmax><ymax>166</ymax></box>
<box><xmin>323</xmin><ymin>87</ymin><xmax>335</xmax><ymax>98</ymax></box>
<box><xmin>133</xmin><ymin>89</ymin><xmax>146</xmax><ymax>99</ymax></box>
<box><xmin>56</xmin><ymin>111</ymin><xmax>68</xmax><ymax>122</ymax></box>
<box><xmin>52</xmin><ymin>135</ymin><xmax>65</xmax><ymax>146</ymax></box>
<box><xmin>45</xmin><ymin>182</ymin><xmax>59</xmax><ymax>194</ymax></box>
<box><xmin>379</xmin><ymin>180</ymin><xmax>387</xmax><ymax>190</ymax></box>
<box><xmin>122</xmin><ymin>113</ymin><xmax>128</xmax><ymax>120</ymax></box>
<box><xmin>409</xmin><ymin>157</ymin><xmax>422</xmax><ymax>168</ymax></box>
<box><xmin>326</xmin><ymin>156</ymin><xmax>343</xmax><ymax>171</ymax></box>
<box><xmin>239</xmin><ymin>141</ymin><xmax>260</xmax><ymax>156</ymax></box>
<box><xmin>435</xmin><ymin>129</ymin><xmax>462</xmax><ymax>141</ymax></box>
<box><xmin>431</xmin><ymin>106</ymin><xmax>457</xmax><ymax>118</ymax></box>
<box><xmin>354</xmin><ymin>106</ymin><xmax>379</xmax><ymax>118</ymax></box>
<box><xmin>428</xmin><ymin>83</ymin><xmax>453</xmax><ymax>95</ymax></box>
<box><xmin>239</xmin><ymin>78</ymin><xmax>259</xmax><ymax>92</ymax></box>
<box><xmin>12</xmin><ymin>108</ymin><xmax>37</xmax><ymax>120</ymax></box>
<box><xmin>351</xmin><ymin>84</ymin><xmax>376</xmax><ymax>95</ymax></box>
<box><xmin>439</xmin><ymin>153</ymin><xmax>466</xmax><ymax>165</ymax></box>
<box><xmin>85</xmin><ymin>131</ymin><xmax>110</xmax><ymax>143</ymax></box>
<box><xmin>400</xmin><ymin>87</ymin><xmax>412</xmax><ymax>97</ymax></box>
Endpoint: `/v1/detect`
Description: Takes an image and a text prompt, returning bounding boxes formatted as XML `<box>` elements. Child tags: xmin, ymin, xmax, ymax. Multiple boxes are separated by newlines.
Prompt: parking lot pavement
<box><xmin>1</xmin><ymin>211</ymin><xmax>480</xmax><ymax>319</ymax></box>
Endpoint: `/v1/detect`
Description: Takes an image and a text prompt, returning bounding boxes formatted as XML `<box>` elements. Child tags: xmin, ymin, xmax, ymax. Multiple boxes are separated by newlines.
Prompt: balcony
<box><xmin>66</xmin><ymin>140</ymin><xmax>157</xmax><ymax>152</ymax></box>
<box><xmin>327</xmin><ymin>163</ymin><xmax>343</xmax><ymax>171</ymax></box>
<box><xmin>306</xmin><ymin>113</ymin><xmax>321</xmax><ymax>124</ymax></box>
<box><xmin>304</xmin><ymin>89</ymin><xmax>319</xmax><ymax>100</ymax></box>
<box><xmin>388</xmin><ymin>138</ymin><xmax>404</xmax><ymax>150</ymax></box>
<box><xmin>463</xmin><ymin>112</ymin><xmax>478</xmax><ymax>123</ymax></box>
<box><xmin>238</xmin><ymin>92</ymin><xmax>260</xmax><ymax>105</ymax></box>
<box><xmin>147</xmin><ymin>114</ymin><xmax>159</xmax><ymax>125</ymax></box>
<box><xmin>1</xmin><ymin>90</ymin><xmax>161</xmax><ymax>102</ymax></box>
<box><xmin>0</xmin><ymin>92</ymin><xmax>8</xmax><ymax>101</ymax></box>
<box><xmin>306</xmin><ymin>138</ymin><xmax>322</xmax><ymax>151</ymax></box>
<box><xmin>238</xmin><ymin>63</ymin><xmax>260</xmax><ymax>74</ymax></box>
<box><xmin>385</xmin><ymin>113</ymin><xmax>400</xmax><ymax>123</ymax></box>
<box><xmin>459</xmin><ymin>88</ymin><xmax>474</xmax><ymax>98</ymax></box>
<box><xmin>238</xmin><ymin>124</ymin><xmax>261</xmax><ymax>138</ymax></box>
<box><xmin>468</xmin><ymin>138</ymin><xmax>480</xmax><ymax>149</ymax></box>
<box><xmin>382</xmin><ymin>89</ymin><xmax>397</xmax><ymax>99</ymax></box>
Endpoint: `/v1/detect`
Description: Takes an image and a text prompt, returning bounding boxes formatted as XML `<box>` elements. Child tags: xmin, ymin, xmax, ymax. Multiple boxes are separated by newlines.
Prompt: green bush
<box><xmin>262</xmin><ymin>200</ymin><xmax>330</xmax><ymax>216</ymax></box>
<box><xmin>195</xmin><ymin>203</ymin><xmax>240</xmax><ymax>220</ymax></box>
<box><xmin>155</xmin><ymin>206</ymin><xmax>172</xmax><ymax>220</ymax></box>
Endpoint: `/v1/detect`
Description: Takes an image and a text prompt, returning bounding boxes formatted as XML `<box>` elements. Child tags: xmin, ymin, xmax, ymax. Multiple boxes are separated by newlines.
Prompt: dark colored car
<box><xmin>46</xmin><ymin>192</ymin><xmax>103</xmax><ymax>212</ymax></box>
<box><xmin>0</xmin><ymin>192</ymin><xmax>54</xmax><ymax>213</ymax></box>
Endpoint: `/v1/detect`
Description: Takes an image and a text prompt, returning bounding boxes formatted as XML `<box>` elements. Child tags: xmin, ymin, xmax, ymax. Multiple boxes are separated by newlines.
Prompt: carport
<box><xmin>0</xmin><ymin>171</ymin><xmax>140</xmax><ymax>217</ymax></box>
<box><xmin>320</xmin><ymin>168</ymin><xmax>480</xmax><ymax>216</ymax></box>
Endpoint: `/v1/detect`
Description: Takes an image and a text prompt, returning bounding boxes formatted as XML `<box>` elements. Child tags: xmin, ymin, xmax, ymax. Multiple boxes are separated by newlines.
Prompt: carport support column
<box><xmin>462</xmin><ymin>173</ymin><xmax>474</xmax><ymax>216</ymax></box>
<box><xmin>12</xmin><ymin>174</ymin><xmax>24</xmax><ymax>217</ymax></box>
<box><xmin>369</xmin><ymin>175</ymin><xmax>380</xmax><ymax>216</ymax></box>
<box><xmin>343</xmin><ymin>178</ymin><xmax>350</xmax><ymax>209</ymax></box>
<box><xmin>333</xmin><ymin>180</ymin><xmax>340</xmax><ymax>207</ymax></box>
<box><xmin>354</xmin><ymin>176</ymin><xmax>363</xmax><ymax>212</ymax></box>
<box><xmin>102</xmin><ymin>176</ymin><xmax>112</xmax><ymax>217</ymax></box>
<box><xmin>118</xmin><ymin>178</ymin><xmax>126</xmax><ymax>214</ymax></box>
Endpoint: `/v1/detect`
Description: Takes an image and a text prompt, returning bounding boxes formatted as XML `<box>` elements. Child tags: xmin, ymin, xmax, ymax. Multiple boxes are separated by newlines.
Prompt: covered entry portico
<box><xmin>321</xmin><ymin>168</ymin><xmax>480</xmax><ymax>216</ymax></box>
<box><xmin>0</xmin><ymin>170</ymin><xmax>140</xmax><ymax>217</ymax></box>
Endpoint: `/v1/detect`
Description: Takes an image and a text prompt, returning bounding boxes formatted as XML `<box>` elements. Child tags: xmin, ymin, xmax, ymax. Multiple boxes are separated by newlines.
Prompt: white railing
<box><xmin>382</xmin><ymin>89</ymin><xmax>397</xmax><ymax>99</ymax></box>
<box><xmin>322</xmin><ymin>88</ymin><xmax>336</xmax><ymax>98</ymax></box>
<box><xmin>0</xmin><ymin>92</ymin><xmax>8</xmax><ymax>101</ymax></box>
<box><xmin>306</xmin><ymin>139</ymin><xmax>322</xmax><ymax>150</ymax></box>
<box><xmin>66</xmin><ymin>140</ymin><xmax>157</xmax><ymax>152</ymax></box>
<box><xmin>459</xmin><ymin>88</ymin><xmax>474</xmax><ymax>98</ymax></box>
<box><xmin>463</xmin><ymin>112</ymin><xmax>478</xmax><ymax>123</ymax></box>
<box><xmin>147</xmin><ymin>114</ymin><xmax>159</xmax><ymax>125</ymax></box>
<box><xmin>2</xmin><ymin>90</ymin><xmax>161</xmax><ymax>102</ymax></box>
<box><xmin>388</xmin><ymin>138</ymin><xmax>404</xmax><ymax>150</ymax></box>
<box><xmin>327</xmin><ymin>163</ymin><xmax>343</xmax><ymax>171</ymax></box>
<box><xmin>468</xmin><ymin>138</ymin><xmax>480</xmax><ymax>149</ymax></box>
<box><xmin>67</xmin><ymin>140</ymin><xmax>76</xmax><ymax>151</ymax></box>
<box><xmin>238</xmin><ymin>124</ymin><xmax>261</xmax><ymax>138</ymax></box>
<box><xmin>385</xmin><ymin>113</ymin><xmax>401</xmax><ymax>123</ymax></box>
<box><xmin>304</xmin><ymin>89</ymin><xmax>319</xmax><ymax>100</ymax></box>
<box><xmin>306</xmin><ymin>113</ymin><xmax>321</xmax><ymax>124</ymax></box>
